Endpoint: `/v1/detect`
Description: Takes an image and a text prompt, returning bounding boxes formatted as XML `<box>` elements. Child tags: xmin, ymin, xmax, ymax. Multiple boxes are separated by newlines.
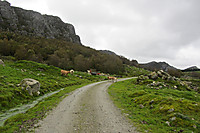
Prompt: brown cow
<box><xmin>61</xmin><ymin>70</ymin><xmax>70</xmax><ymax>76</ymax></box>
<box><xmin>108</xmin><ymin>76</ymin><xmax>117</xmax><ymax>82</ymax></box>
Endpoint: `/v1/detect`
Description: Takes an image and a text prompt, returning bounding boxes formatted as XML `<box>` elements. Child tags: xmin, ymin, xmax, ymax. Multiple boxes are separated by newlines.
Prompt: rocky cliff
<box><xmin>0</xmin><ymin>0</ymin><xmax>81</xmax><ymax>44</ymax></box>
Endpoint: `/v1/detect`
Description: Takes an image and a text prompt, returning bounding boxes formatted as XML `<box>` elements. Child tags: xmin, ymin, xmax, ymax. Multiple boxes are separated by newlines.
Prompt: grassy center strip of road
<box><xmin>0</xmin><ymin>83</ymin><xmax>91</xmax><ymax>133</ymax></box>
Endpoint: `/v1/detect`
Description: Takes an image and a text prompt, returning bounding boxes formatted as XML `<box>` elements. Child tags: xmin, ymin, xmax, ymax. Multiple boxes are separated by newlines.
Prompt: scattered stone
<box><xmin>139</xmin><ymin>104</ymin><xmax>144</xmax><ymax>108</ymax></box>
<box><xmin>165</xmin><ymin>121</ymin><xmax>170</xmax><ymax>126</ymax></box>
<box><xmin>8</xmin><ymin>84</ymin><xmax>15</xmax><ymax>87</ymax></box>
<box><xmin>172</xmin><ymin>86</ymin><xmax>177</xmax><ymax>89</ymax></box>
<box><xmin>21</xmin><ymin>69</ymin><xmax>26</xmax><ymax>72</ymax></box>
<box><xmin>150</xmin><ymin>105</ymin><xmax>154</xmax><ymax>109</ymax></box>
<box><xmin>168</xmin><ymin>108</ymin><xmax>174</xmax><ymax>112</ymax></box>
<box><xmin>158</xmin><ymin>70</ymin><xmax>170</xmax><ymax>78</ymax></box>
<box><xmin>141</xmin><ymin>120</ymin><xmax>147</xmax><ymax>124</ymax></box>
<box><xmin>167</xmin><ymin>76</ymin><xmax>174</xmax><ymax>81</ymax></box>
<box><xmin>148</xmin><ymin>81</ymin><xmax>163</xmax><ymax>87</ymax></box>
<box><xmin>38</xmin><ymin>68</ymin><xmax>45</xmax><ymax>71</ymax></box>
<box><xmin>20</xmin><ymin>78</ymin><xmax>40</xmax><ymax>96</ymax></box>
<box><xmin>149</xmin><ymin>100</ymin><xmax>154</xmax><ymax>104</ymax></box>
<box><xmin>16</xmin><ymin>84</ymin><xmax>20</xmax><ymax>87</ymax></box>
<box><xmin>148</xmin><ymin>72</ymin><xmax>158</xmax><ymax>80</ymax></box>
<box><xmin>0</xmin><ymin>59</ymin><xmax>5</xmax><ymax>66</ymax></box>
<box><xmin>170</xmin><ymin>117</ymin><xmax>176</xmax><ymax>121</ymax></box>
<box><xmin>159</xmin><ymin>86</ymin><xmax>163</xmax><ymax>89</ymax></box>
<box><xmin>193</xmin><ymin>125</ymin><xmax>197</xmax><ymax>129</ymax></box>
<box><xmin>137</xmin><ymin>75</ymin><xmax>149</xmax><ymax>82</ymax></box>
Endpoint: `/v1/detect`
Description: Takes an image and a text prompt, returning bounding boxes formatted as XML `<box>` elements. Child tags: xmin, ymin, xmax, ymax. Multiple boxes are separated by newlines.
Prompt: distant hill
<box><xmin>139</xmin><ymin>61</ymin><xmax>178</xmax><ymax>72</ymax></box>
<box><xmin>99</xmin><ymin>50</ymin><xmax>139</xmax><ymax>67</ymax></box>
<box><xmin>182</xmin><ymin>66</ymin><xmax>200</xmax><ymax>72</ymax></box>
<box><xmin>0</xmin><ymin>0</ymin><xmax>81</xmax><ymax>44</ymax></box>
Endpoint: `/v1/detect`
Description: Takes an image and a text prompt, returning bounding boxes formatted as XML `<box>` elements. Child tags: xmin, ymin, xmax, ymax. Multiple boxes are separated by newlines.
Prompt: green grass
<box><xmin>108</xmin><ymin>78</ymin><xmax>200</xmax><ymax>133</ymax></box>
<box><xmin>0</xmin><ymin>83</ymin><xmax>89</xmax><ymax>132</ymax></box>
<box><xmin>0</xmin><ymin>59</ymin><xmax>107</xmax><ymax>132</ymax></box>
<box><xmin>0</xmin><ymin>60</ymin><xmax>106</xmax><ymax>111</ymax></box>
<box><xmin>124</xmin><ymin>65</ymin><xmax>150</xmax><ymax>77</ymax></box>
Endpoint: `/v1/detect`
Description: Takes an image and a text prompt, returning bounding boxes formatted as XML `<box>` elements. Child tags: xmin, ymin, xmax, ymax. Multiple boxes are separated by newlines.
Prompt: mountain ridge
<box><xmin>182</xmin><ymin>66</ymin><xmax>200</xmax><ymax>72</ymax></box>
<box><xmin>139</xmin><ymin>61</ymin><xmax>178</xmax><ymax>72</ymax></box>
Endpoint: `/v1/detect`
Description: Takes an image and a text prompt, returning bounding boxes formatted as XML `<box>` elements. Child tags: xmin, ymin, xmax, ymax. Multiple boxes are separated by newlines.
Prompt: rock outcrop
<box><xmin>0</xmin><ymin>0</ymin><xmax>81</xmax><ymax>44</ymax></box>
<box><xmin>137</xmin><ymin>70</ymin><xmax>199</xmax><ymax>92</ymax></box>
<box><xmin>20</xmin><ymin>78</ymin><xmax>40</xmax><ymax>96</ymax></box>
<box><xmin>0</xmin><ymin>59</ymin><xmax>5</xmax><ymax>66</ymax></box>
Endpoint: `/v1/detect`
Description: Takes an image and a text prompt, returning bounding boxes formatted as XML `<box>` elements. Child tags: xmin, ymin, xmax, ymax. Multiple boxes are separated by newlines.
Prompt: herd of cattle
<box><xmin>60</xmin><ymin>69</ymin><xmax>117</xmax><ymax>82</ymax></box>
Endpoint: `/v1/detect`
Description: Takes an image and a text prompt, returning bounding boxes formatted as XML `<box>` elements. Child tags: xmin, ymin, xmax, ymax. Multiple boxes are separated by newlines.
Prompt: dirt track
<box><xmin>35</xmin><ymin>80</ymin><xmax>137</xmax><ymax>133</ymax></box>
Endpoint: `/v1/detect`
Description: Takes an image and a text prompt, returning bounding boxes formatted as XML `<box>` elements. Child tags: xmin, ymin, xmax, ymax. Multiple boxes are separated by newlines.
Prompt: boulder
<box><xmin>0</xmin><ymin>59</ymin><xmax>5</xmax><ymax>66</ymax></box>
<box><xmin>148</xmin><ymin>72</ymin><xmax>158</xmax><ymax>80</ymax></box>
<box><xmin>137</xmin><ymin>75</ymin><xmax>149</xmax><ymax>83</ymax></box>
<box><xmin>167</xmin><ymin>76</ymin><xmax>175</xmax><ymax>81</ymax></box>
<box><xmin>157</xmin><ymin>70</ymin><xmax>170</xmax><ymax>78</ymax></box>
<box><xmin>20</xmin><ymin>78</ymin><xmax>40</xmax><ymax>96</ymax></box>
<box><xmin>138</xmin><ymin>75</ymin><xmax>149</xmax><ymax>80</ymax></box>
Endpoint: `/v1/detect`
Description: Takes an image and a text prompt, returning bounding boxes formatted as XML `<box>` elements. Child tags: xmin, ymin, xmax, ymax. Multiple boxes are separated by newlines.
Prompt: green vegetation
<box><xmin>0</xmin><ymin>59</ymin><xmax>107</xmax><ymax>132</ymax></box>
<box><xmin>0</xmin><ymin>84</ymin><xmax>88</xmax><ymax>132</ymax></box>
<box><xmin>0</xmin><ymin>60</ymin><xmax>106</xmax><ymax>111</ymax></box>
<box><xmin>108</xmin><ymin>78</ymin><xmax>200</xmax><ymax>133</ymax></box>
<box><xmin>182</xmin><ymin>71</ymin><xmax>200</xmax><ymax>79</ymax></box>
<box><xmin>124</xmin><ymin>65</ymin><xmax>150</xmax><ymax>77</ymax></box>
<box><xmin>0</xmin><ymin>31</ymin><xmax>125</xmax><ymax>74</ymax></box>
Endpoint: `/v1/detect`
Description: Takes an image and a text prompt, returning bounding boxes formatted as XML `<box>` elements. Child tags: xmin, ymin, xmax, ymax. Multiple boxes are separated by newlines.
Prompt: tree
<box><xmin>74</xmin><ymin>55</ymin><xmax>91</xmax><ymax>71</ymax></box>
<box><xmin>14</xmin><ymin>45</ymin><xmax>28</xmax><ymax>60</ymax></box>
<box><xmin>47</xmin><ymin>54</ymin><xmax>60</xmax><ymax>67</ymax></box>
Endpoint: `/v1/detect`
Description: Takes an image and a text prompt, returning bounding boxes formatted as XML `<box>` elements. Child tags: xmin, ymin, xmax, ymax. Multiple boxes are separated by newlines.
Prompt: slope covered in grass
<box><xmin>0</xmin><ymin>60</ymin><xmax>106</xmax><ymax>111</ymax></box>
<box><xmin>124</xmin><ymin>65</ymin><xmax>150</xmax><ymax>77</ymax></box>
<box><xmin>108</xmin><ymin>78</ymin><xmax>200</xmax><ymax>133</ymax></box>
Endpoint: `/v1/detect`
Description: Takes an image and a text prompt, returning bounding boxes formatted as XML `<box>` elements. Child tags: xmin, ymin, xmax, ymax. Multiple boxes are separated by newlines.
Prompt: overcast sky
<box><xmin>7</xmin><ymin>0</ymin><xmax>200</xmax><ymax>69</ymax></box>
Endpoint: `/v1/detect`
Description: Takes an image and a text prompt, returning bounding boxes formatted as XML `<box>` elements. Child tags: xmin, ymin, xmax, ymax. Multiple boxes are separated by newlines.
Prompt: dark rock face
<box><xmin>0</xmin><ymin>0</ymin><xmax>81</xmax><ymax>44</ymax></box>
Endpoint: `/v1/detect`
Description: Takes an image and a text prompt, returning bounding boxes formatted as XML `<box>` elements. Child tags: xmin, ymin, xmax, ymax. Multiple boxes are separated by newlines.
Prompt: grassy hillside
<box><xmin>124</xmin><ymin>65</ymin><xmax>150</xmax><ymax>77</ymax></box>
<box><xmin>182</xmin><ymin>71</ymin><xmax>200</xmax><ymax>79</ymax></box>
<box><xmin>0</xmin><ymin>59</ymin><xmax>107</xmax><ymax>132</ymax></box>
<box><xmin>0</xmin><ymin>60</ymin><xmax>106</xmax><ymax>111</ymax></box>
<box><xmin>108</xmin><ymin>78</ymin><xmax>200</xmax><ymax>132</ymax></box>
<box><xmin>0</xmin><ymin>31</ymin><xmax>125</xmax><ymax>74</ymax></box>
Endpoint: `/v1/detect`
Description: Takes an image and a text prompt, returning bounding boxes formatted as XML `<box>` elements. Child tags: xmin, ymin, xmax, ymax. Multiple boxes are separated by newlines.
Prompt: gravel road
<box><xmin>35</xmin><ymin>80</ymin><xmax>138</xmax><ymax>133</ymax></box>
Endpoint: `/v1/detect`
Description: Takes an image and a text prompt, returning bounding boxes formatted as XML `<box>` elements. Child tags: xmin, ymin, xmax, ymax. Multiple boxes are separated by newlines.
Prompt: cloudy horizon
<box><xmin>7</xmin><ymin>0</ymin><xmax>200</xmax><ymax>69</ymax></box>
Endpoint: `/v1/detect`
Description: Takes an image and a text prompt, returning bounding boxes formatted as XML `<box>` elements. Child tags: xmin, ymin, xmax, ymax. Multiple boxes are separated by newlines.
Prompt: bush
<box><xmin>168</xmin><ymin>68</ymin><xmax>182</xmax><ymax>78</ymax></box>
